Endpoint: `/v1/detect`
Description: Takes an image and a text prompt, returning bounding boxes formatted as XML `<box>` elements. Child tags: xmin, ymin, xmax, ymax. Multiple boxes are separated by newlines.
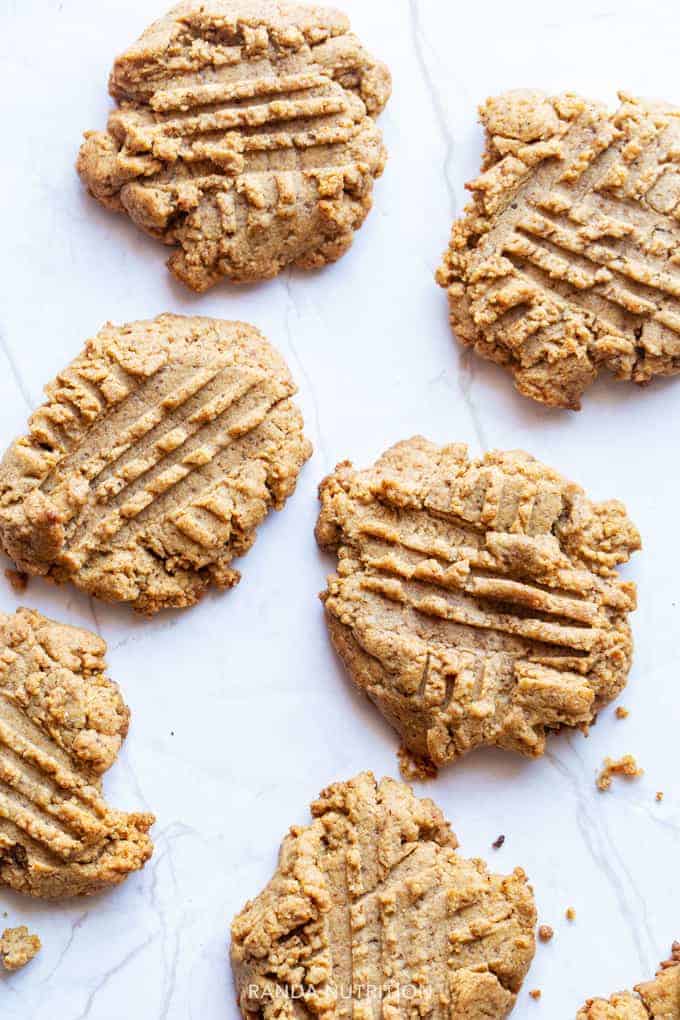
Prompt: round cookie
<box><xmin>316</xmin><ymin>437</ymin><xmax>640</xmax><ymax>772</ymax></box>
<box><xmin>0</xmin><ymin>608</ymin><xmax>153</xmax><ymax>898</ymax></box>
<box><xmin>436</xmin><ymin>90</ymin><xmax>680</xmax><ymax>409</ymax></box>
<box><xmin>77</xmin><ymin>0</ymin><xmax>391</xmax><ymax>291</ymax></box>
<box><xmin>0</xmin><ymin>314</ymin><xmax>312</xmax><ymax>613</ymax></box>
<box><xmin>231</xmin><ymin>772</ymin><xmax>536</xmax><ymax>1019</ymax></box>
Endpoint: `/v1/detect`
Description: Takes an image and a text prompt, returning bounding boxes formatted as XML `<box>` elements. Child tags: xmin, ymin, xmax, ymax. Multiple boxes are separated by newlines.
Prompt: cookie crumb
<box><xmin>0</xmin><ymin>926</ymin><xmax>41</xmax><ymax>972</ymax></box>
<box><xmin>656</xmin><ymin>791</ymin><xmax>664</xmax><ymax>802</ymax></box>
<box><xmin>4</xmin><ymin>568</ymin><xmax>28</xmax><ymax>593</ymax></box>
<box><xmin>538</xmin><ymin>924</ymin><xmax>554</xmax><ymax>942</ymax></box>
<box><xmin>566</xmin><ymin>907</ymin><xmax>576</xmax><ymax>921</ymax></box>
<box><xmin>597</xmin><ymin>754</ymin><xmax>643</xmax><ymax>791</ymax></box>
<box><xmin>615</xmin><ymin>706</ymin><xmax>629</xmax><ymax>720</ymax></box>
<box><xmin>529</xmin><ymin>989</ymin><xmax>542</xmax><ymax>1000</ymax></box>
<box><xmin>397</xmin><ymin>745</ymin><xmax>438</xmax><ymax>782</ymax></box>
<box><xmin>492</xmin><ymin>834</ymin><xmax>505</xmax><ymax>849</ymax></box>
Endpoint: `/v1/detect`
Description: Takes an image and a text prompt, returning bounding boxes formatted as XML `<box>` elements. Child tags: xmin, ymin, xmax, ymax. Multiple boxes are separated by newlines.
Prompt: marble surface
<box><xmin>1</xmin><ymin>0</ymin><xmax>679</xmax><ymax>1016</ymax></box>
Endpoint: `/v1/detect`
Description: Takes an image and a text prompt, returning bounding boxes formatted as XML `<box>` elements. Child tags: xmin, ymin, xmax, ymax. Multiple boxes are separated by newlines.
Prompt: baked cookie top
<box><xmin>0</xmin><ymin>608</ymin><xmax>153</xmax><ymax>898</ymax></box>
<box><xmin>231</xmin><ymin>771</ymin><xmax>536</xmax><ymax>1019</ymax></box>
<box><xmin>577</xmin><ymin>942</ymin><xmax>680</xmax><ymax>1019</ymax></box>
<box><xmin>316</xmin><ymin>437</ymin><xmax>640</xmax><ymax>771</ymax></box>
<box><xmin>77</xmin><ymin>0</ymin><xmax>391</xmax><ymax>291</ymax></box>
<box><xmin>436</xmin><ymin>90</ymin><xmax>680</xmax><ymax>409</ymax></box>
<box><xmin>0</xmin><ymin>314</ymin><xmax>312</xmax><ymax>613</ymax></box>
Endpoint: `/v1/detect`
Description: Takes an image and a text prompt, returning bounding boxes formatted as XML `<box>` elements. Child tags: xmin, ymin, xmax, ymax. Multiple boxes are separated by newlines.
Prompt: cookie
<box><xmin>577</xmin><ymin>942</ymin><xmax>680</xmax><ymax>1018</ymax></box>
<box><xmin>0</xmin><ymin>608</ymin><xmax>153</xmax><ymax>898</ymax></box>
<box><xmin>436</xmin><ymin>90</ymin><xmax>680</xmax><ymax>409</ymax></box>
<box><xmin>231</xmin><ymin>771</ymin><xmax>536</xmax><ymax>1019</ymax></box>
<box><xmin>0</xmin><ymin>314</ymin><xmax>311</xmax><ymax>613</ymax></box>
<box><xmin>0</xmin><ymin>926</ymin><xmax>41</xmax><ymax>972</ymax></box>
<box><xmin>77</xmin><ymin>0</ymin><xmax>390</xmax><ymax>292</ymax></box>
<box><xmin>316</xmin><ymin>438</ymin><xmax>640</xmax><ymax>771</ymax></box>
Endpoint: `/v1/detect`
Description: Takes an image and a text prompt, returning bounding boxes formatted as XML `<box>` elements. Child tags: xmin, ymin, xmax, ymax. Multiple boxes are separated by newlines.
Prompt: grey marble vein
<box><xmin>37</xmin><ymin>912</ymin><xmax>88</xmax><ymax>988</ymax></box>
<box><xmin>408</xmin><ymin>0</ymin><xmax>457</xmax><ymax>219</ymax></box>
<box><xmin>70</xmin><ymin>932</ymin><xmax>156</xmax><ymax>1020</ymax></box>
<box><xmin>0</xmin><ymin>327</ymin><xmax>34</xmax><ymax>412</ymax></box>
<box><xmin>408</xmin><ymin>0</ymin><xmax>488</xmax><ymax>452</ymax></box>
<box><xmin>283</xmin><ymin>272</ymin><xmax>329</xmax><ymax>469</ymax></box>
<box><xmin>87</xmin><ymin>597</ymin><xmax>102</xmax><ymax>638</ymax></box>
<box><xmin>456</xmin><ymin>348</ymin><xmax>490</xmax><ymax>452</ymax></box>
<box><xmin>545</xmin><ymin>744</ymin><xmax>656</xmax><ymax>976</ymax></box>
<box><xmin>120</xmin><ymin>754</ymin><xmax>154</xmax><ymax>816</ymax></box>
<box><xmin>149</xmin><ymin>831</ymin><xmax>182</xmax><ymax>1020</ymax></box>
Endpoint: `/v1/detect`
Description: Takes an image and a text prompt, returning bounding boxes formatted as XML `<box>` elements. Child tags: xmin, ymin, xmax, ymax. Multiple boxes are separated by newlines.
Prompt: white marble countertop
<box><xmin>1</xmin><ymin>0</ymin><xmax>678</xmax><ymax>1016</ymax></box>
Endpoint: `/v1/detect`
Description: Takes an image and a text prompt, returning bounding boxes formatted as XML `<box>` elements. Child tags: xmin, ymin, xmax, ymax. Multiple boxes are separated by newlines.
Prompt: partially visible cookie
<box><xmin>436</xmin><ymin>90</ymin><xmax>680</xmax><ymax>409</ymax></box>
<box><xmin>577</xmin><ymin>942</ymin><xmax>680</xmax><ymax>1018</ymax></box>
<box><xmin>231</xmin><ymin>771</ymin><xmax>536</xmax><ymax>1019</ymax></box>
<box><xmin>0</xmin><ymin>314</ymin><xmax>311</xmax><ymax>613</ymax></box>
<box><xmin>316</xmin><ymin>437</ymin><xmax>640</xmax><ymax>771</ymax></box>
<box><xmin>77</xmin><ymin>0</ymin><xmax>391</xmax><ymax>291</ymax></box>
<box><xmin>0</xmin><ymin>926</ymin><xmax>41</xmax><ymax>972</ymax></box>
<box><xmin>0</xmin><ymin>608</ymin><xmax>153</xmax><ymax>898</ymax></box>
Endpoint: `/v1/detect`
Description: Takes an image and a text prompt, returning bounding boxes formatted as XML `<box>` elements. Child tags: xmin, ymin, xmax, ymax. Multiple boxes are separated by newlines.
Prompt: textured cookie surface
<box><xmin>231</xmin><ymin>772</ymin><xmax>536</xmax><ymax>1019</ymax></box>
<box><xmin>0</xmin><ymin>926</ymin><xmax>42</xmax><ymax>971</ymax></box>
<box><xmin>77</xmin><ymin>0</ymin><xmax>390</xmax><ymax>291</ymax></box>
<box><xmin>0</xmin><ymin>314</ymin><xmax>311</xmax><ymax>613</ymax></box>
<box><xmin>577</xmin><ymin>942</ymin><xmax>680</xmax><ymax>1018</ymax></box>
<box><xmin>316</xmin><ymin>438</ymin><xmax>639</xmax><ymax>769</ymax></box>
<box><xmin>436</xmin><ymin>90</ymin><xmax>680</xmax><ymax>408</ymax></box>
<box><xmin>0</xmin><ymin>608</ymin><xmax>153</xmax><ymax>898</ymax></box>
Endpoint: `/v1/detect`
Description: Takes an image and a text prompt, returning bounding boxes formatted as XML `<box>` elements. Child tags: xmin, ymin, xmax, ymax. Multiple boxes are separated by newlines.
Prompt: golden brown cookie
<box><xmin>0</xmin><ymin>608</ymin><xmax>154</xmax><ymax>898</ymax></box>
<box><xmin>231</xmin><ymin>771</ymin><xmax>536</xmax><ymax>1019</ymax></box>
<box><xmin>77</xmin><ymin>0</ymin><xmax>391</xmax><ymax>292</ymax></box>
<box><xmin>436</xmin><ymin>90</ymin><xmax>680</xmax><ymax>409</ymax></box>
<box><xmin>0</xmin><ymin>926</ymin><xmax>42</xmax><ymax>972</ymax></box>
<box><xmin>0</xmin><ymin>314</ymin><xmax>312</xmax><ymax>613</ymax></box>
<box><xmin>577</xmin><ymin>942</ymin><xmax>680</xmax><ymax>1018</ymax></box>
<box><xmin>316</xmin><ymin>438</ymin><xmax>640</xmax><ymax>771</ymax></box>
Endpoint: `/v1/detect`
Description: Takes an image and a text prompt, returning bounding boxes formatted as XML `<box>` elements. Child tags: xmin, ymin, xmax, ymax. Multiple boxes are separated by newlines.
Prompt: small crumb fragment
<box><xmin>566</xmin><ymin>907</ymin><xmax>576</xmax><ymax>921</ymax></box>
<box><xmin>0</xmin><ymin>926</ymin><xmax>41</xmax><ymax>972</ymax></box>
<box><xmin>4</xmin><ymin>568</ymin><xmax>27</xmax><ymax>594</ymax></box>
<box><xmin>656</xmin><ymin>791</ymin><xmax>664</xmax><ymax>802</ymax></box>
<box><xmin>597</xmin><ymin>754</ymin><xmax>643</xmax><ymax>791</ymax></box>
<box><xmin>529</xmin><ymin>989</ymin><xmax>542</xmax><ymax>1000</ymax></box>
<box><xmin>538</xmin><ymin>924</ymin><xmax>554</xmax><ymax>942</ymax></box>
<box><xmin>615</xmin><ymin>706</ymin><xmax>629</xmax><ymax>720</ymax></box>
<box><xmin>492</xmin><ymin>834</ymin><xmax>505</xmax><ymax>849</ymax></box>
<box><xmin>397</xmin><ymin>745</ymin><xmax>438</xmax><ymax>781</ymax></box>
